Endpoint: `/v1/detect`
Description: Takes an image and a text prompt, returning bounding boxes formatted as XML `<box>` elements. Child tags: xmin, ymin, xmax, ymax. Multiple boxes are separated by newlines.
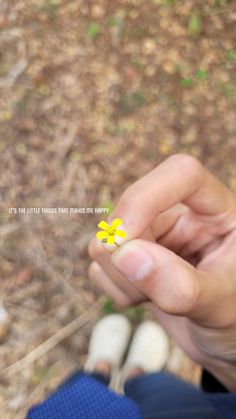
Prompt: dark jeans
<box><xmin>29</xmin><ymin>369</ymin><xmax>234</xmax><ymax>419</ymax></box>
<box><xmin>91</xmin><ymin>370</ymin><xmax>224</xmax><ymax>419</ymax></box>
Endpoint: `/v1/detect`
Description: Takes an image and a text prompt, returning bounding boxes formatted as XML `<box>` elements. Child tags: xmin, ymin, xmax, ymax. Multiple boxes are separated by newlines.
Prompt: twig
<box><xmin>57</xmin><ymin>125</ymin><xmax>78</xmax><ymax>161</ymax></box>
<box><xmin>205</xmin><ymin>7</ymin><xmax>236</xmax><ymax>16</ymax></box>
<box><xmin>3</xmin><ymin>298</ymin><xmax>102</xmax><ymax>377</ymax></box>
<box><xmin>0</xmin><ymin>29</ymin><xmax>28</xmax><ymax>87</ymax></box>
<box><xmin>0</xmin><ymin>58</ymin><xmax>28</xmax><ymax>88</ymax></box>
<box><xmin>62</xmin><ymin>161</ymin><xmax>78</xmax><ymax>200</ymax></box>
<box><xmin>24</xmin><ymin>237</ymin><xmax>89</xmax><ymax>309</ymax></box>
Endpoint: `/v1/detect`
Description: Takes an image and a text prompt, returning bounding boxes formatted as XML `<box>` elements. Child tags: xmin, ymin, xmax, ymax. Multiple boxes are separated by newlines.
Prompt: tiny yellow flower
<box><xmin>96</xmin><ymin>218</ymin><xmax>126</xmax><ymax>245</ymax></box>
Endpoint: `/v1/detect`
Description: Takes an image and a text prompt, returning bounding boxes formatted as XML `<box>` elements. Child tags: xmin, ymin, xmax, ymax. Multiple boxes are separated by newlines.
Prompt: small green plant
<box><xmin>146</xmin><ymin>149</ymin><xmax>157</xmax><ymax>161</ymax></box>
<box><xmin>102</xmin><ymin>298</ymin><xmax>115</xmax><ymax>314</ymax></box>
<box><xmin>107</xmin><ymin>16</ymin><xmax>119</xmax><ymax>28</ymax></box>
<box><xmin>196</xmin><ymin>68</ymin><xmax>208</xmax><ymax>81</ymax></box>
<box><xmin>40</xmin><ymin>0</ymin><xmax>60</xmax><ymax>19</ymax></box>
<box><xmin>214</xmin><ymin>0</ymin><xmax>228</xmax><ymax>7</ymax></box>
<box><xmin>226</xmin><ymin>49</ymin><xmax>236</xmax><ymax>63</ymax></box>
<box><xmin>119</xmin><ymin>90</ymin><xmax>147</xmax><ymax>114</ymax></box>
<box><xmin>87</xmin><ymin>23</ymin><xmax>101</xmax><ymax>39</ymax></box>
<box><xmin>220</xmin><ymin>82</ymin><xmax>236</xmax><ymax>100</ymax></box>
<box><xmin>163</xmin><ymin>0</ymin><xmax>176</xmax><ymax>5</ymax></box>
<box><xmin>188</xmin><ymin>12</ymin><xmax>201</xmax><ymax>37</ymax></box>
<box><xmin>126</xmin><ymin>306</ymin><xmax>146</xmax><ymax>324</ymax></box>
<box><xmin>100</xmin><ymin>201</ymin><xmax>114</xmax><ymax>214</ymax></box>
<box><xmin>180</xmin><ymin>78</ymin><xmax>193</xmax><ymax>88</ymax></box>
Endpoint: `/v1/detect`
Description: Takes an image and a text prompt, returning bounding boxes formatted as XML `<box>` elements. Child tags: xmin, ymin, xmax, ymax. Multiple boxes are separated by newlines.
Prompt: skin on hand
<box><xmin>88</xmin><ymin>154</ymin><xmax>236</xmax><ymax>391</ymax></box>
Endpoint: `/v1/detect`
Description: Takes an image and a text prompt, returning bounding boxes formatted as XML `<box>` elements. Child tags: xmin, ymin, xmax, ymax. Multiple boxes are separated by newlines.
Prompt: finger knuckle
<box><xmin>88</xmin><ymin>239</ymin><xmax>96</xmax><ymax>259</ymax></box>
<box><xmin>168</xmin><ymin>153</ymin><xmax>203</xmax><ymax>182</ymax></box>
<box><xmin>181</xmin><ymin>276</ymin><xmax>201</xmax><ymax>315</ymax></box>
<box><xmin>88</xmin><ymin>261</ymin><xmax>100</xmax><ymax>280</ymax></box>
<box><xmin>88</xmin><ymin>238</ymin><xmax>103</xmax><ymax>260</ymax></box>
<box><xmin>118</xmin><ymin>186</ymin><xmax>135</xmax><ymax>209</ymax></box>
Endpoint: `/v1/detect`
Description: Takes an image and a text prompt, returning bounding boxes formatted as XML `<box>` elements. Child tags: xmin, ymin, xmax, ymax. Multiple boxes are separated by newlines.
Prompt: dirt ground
<box><xmin>0</xmin><ymin>0</ymin><xmax>236</xmax><ymax>417</ymax></box>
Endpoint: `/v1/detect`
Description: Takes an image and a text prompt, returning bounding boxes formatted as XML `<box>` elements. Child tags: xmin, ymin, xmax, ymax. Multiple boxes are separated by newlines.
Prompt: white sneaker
<box><xmin>120</xmin><ymin>321</ymin><xmax>169</xmax><ymax>388</ymax></box>
<box><xmin>84</xmin><ymin>314</ymin><xmax>132</xmax><ymax>386</ymax></box>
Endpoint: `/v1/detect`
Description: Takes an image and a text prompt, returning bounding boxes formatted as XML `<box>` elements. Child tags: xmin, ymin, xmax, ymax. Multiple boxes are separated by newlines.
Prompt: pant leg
<box><xmin>57</xmin><ymin>369</ymin><xmax>110</xmax><ymax>389</ymax></box>
<box><xmin>27</xmin><ymin>371</ymin><xmax>141</xmax><ymax>419</ymax></box>
<box><xmin>124</xmin><ymin>371</ymin><xmax>222</xmax><ymax>419</ymax></box>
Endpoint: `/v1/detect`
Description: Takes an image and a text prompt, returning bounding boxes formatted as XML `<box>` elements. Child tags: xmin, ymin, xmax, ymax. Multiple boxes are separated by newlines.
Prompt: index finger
<box><xmin>109</xmin><ymin>154</ymin><xmax>236</xmax><ymax>240</ymax></box>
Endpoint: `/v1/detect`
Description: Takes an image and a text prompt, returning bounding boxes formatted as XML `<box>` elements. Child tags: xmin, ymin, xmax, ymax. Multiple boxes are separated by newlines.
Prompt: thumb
<box><xmin>111</xmin><ymin>239</ymin><xmax>221</xmax><ymax>323</ymax></box>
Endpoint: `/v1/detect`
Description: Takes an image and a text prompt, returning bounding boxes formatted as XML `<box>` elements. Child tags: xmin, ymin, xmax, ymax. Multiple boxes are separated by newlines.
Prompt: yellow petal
<box><xmin>107</xmin><ymin>235</ymin><xmax>116</xmax><ymax>244</ymax></box>
<box><xmin>98</xmin><ymin>220</ymin><xmax>110</xmax><ymax>231</ymax></box>
<box><xmin>115</xmin><ymin>229</ymin><xmax>126</xmax><ymax>238</ymax></box>
<box><xmin>96</xmin><ymin>231</ymin><xmax>108</xmax><ymax>240</ymax></box>
<box><xmin>111</xmin><ymin>218</ymin><xmax>122</xmax><ymax>229</ymax></box>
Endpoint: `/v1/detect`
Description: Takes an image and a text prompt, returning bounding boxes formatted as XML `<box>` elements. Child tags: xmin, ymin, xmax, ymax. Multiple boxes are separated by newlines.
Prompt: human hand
<box><xmin>88</xmin><ymin>154</ymin><xmax>236</xmax><ymax>390</ymax></box>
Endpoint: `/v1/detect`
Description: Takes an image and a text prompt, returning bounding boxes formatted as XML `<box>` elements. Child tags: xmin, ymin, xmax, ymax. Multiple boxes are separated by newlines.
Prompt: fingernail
<box><xmin>114</xmin><ymin>222</ymin><xmax>127</xmax><ymax>245</ymax></box>
<box><xmin>112</xmin><ymin>242</ymin><xmax>154</xmax><ymax>281</ymax></box>
<box><xmin>102</xmin><ymin>242</ymin><xmax>117</xmax><ymax>253</ymax></box>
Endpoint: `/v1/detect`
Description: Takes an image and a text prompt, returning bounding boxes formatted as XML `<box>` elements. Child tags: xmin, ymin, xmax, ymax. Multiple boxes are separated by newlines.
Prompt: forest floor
<box><xmin>0</xmin><ymin>0</ymin><xmax>236</xmax><ymax>416</ymax></box>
